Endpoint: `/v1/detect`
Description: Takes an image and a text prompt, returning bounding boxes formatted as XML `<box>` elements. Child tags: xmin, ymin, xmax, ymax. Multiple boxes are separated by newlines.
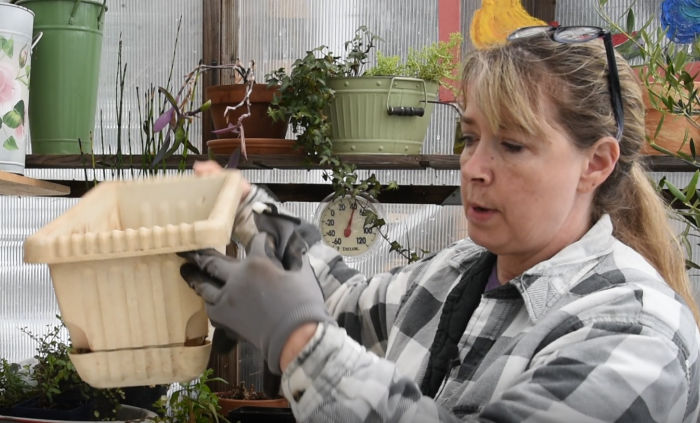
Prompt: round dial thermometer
<box><xmin>315</xmin><ymin>194</ymin><xmax>382</xmax><ymax>258</ymax></box>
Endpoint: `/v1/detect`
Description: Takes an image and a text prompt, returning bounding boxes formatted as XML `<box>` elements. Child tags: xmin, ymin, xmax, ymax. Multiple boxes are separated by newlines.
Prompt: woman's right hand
<box><xmin>193</xmin><ymin>160</ymin><xmax>251</xmax><ymax>200</ymax></box>
<box><xmin>193</xmin><ymin>160</ymin><xmax>257</xmax><ymax>246</ymax></box>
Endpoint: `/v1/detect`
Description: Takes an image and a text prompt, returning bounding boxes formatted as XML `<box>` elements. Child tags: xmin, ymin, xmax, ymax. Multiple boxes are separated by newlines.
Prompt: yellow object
<box><xmin>470</xmin><ymin>0</ymin><xmax>546</xmax><ymax>49</ymax></box>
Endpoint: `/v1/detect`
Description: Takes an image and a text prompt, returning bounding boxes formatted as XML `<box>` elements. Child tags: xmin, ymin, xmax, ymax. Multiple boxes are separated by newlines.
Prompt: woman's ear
<box><xmin>578</xmin><ymin>136</ymin><xmax>620</xmax><ymax>193</ymax></box>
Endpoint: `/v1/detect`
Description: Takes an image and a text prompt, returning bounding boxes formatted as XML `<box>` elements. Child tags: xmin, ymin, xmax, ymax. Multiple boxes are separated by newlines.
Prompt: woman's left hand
<box><xmin>178</xmin><ymin>232</ymin><xmax>332</xmax><ymax>374</ymax></box>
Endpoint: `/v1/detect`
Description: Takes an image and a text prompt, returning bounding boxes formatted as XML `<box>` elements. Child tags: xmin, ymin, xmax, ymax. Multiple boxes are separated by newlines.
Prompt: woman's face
<box><xmin>459</xmin><ymin>88</ymin><xmax>596</xmax><ymax>277</ymax></box>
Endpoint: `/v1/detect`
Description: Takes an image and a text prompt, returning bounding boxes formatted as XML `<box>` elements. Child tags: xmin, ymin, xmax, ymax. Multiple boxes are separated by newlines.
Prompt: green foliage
<box><xmin>152</xmin><ymin>368</ymin><xmax>229</xmax><ymax>423</ymax></box>
<box><xmin>0</xmin><ymin>359</ymin><xmax>31</xmax><ymax>409</ymax></box>
<box><xmin>364</xmin><ymin>210</ymin><xmax>430</xmax><ymax>263</ymax></box>
<box><xmin>598</xmin><ymin>1</ymin><xmax>700</xmax><ymax>268</ymax></box>
<box><xmin>84</xmin><ymin>17</ymin><xmax>209</xmax><ymax>183</ymax></box>
<box><xmin>598</xmin><ymin>1</ymin><xmax>698</xmax><ymax>124</ymax></box>
<box><xmin>268</xmin><ymin>26</ymin><xmax>461</xmax><ymax>262</ymax></box>
<box><xmin>342</xmin><ymin>25</ymin><xmax>383</xmax><ymax>77</ymax></box>
<box><xmin>0</xmin><ymin>320</ymin><xmax>125</xmax><ymax>420</ymax></box>
<box><xmin>366</xmin><ymin>32</ymin><xmax>463</xmax><ymax>89</ymax></box>
<box><xmin>266</xmin><ymin>46</ymin><xmax>341</xmax><ymax>165</ymax></box>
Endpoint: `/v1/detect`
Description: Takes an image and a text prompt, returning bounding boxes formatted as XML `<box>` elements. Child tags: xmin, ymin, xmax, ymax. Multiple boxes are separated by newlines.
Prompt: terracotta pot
<box><xmin>633</xmin><ymin>63</ymin><xmax>699</xmax><ymax>155</ymax></box>
<box><xmin>206</xmin><ymin>84</ymin><xmax>288</xmax><ymax>140</ymax></box>
<box><xmin>216</xmin><ymin>395</ymin><xmax>289</xmax><ymax>416</ymax></box>
<box><xmin>639</xmin><ymin>80</ymin><xmax>700</xmax><ymax>156</ymax></box>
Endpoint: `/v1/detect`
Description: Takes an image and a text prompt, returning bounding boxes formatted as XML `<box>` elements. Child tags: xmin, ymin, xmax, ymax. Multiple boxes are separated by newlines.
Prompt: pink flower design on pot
<box><xmin>0</xmin><ymin>61</ymin><xmax>19</xmax><ymax>107</ymax></box>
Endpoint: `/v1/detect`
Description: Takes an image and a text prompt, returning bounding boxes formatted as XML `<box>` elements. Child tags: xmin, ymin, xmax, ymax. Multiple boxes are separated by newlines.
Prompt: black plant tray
<box><xmin>227</xmin><ymin>406</ymin><xmax>295</xmax><ymax>423</ymax></box>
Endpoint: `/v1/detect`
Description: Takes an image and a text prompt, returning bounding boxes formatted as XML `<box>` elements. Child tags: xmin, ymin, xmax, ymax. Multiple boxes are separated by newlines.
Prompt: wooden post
<box><xmin>221</xmin><ymin>0</ymin><xmax>240</xmax><ymax>85</ymax></box>
<box><xmin>202</xmin><ymin>0</ymin><xmax>221</xmax><ymax>153</ymax></box>
<box><xmin>522</xmin><ymin>0</ymin><xmax>557</xmax><ymax>25</ymax></box>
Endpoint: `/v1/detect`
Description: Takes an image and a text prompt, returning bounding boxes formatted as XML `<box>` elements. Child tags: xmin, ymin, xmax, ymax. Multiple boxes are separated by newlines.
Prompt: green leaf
<box><xmin>200</xmin><ymin>99</ymin><xmax>211</xmax><ymax>113</ymax></box>
<box><xmin>3</xmin><ymin>136</ymin><xmax>18</xmax><ymax>150</ymax></box>
<box><xmin>664</xmin><ymin>179</ymin><xmax>686</xmax><ymax>203</ymax></box>
<box><xmin>686</xmin><ymin>171</ymin><xmax>699</xmax><ymax>202</ymax></box>
<box><xmin>2</xmin><ymin>109</ymin><xmax>21</xmax><ymax>129</ymax></box>
<box><xmin>0</xmin><ymin>37</ymin><xmax>13</xmax><ymax>57</ymax></box>
<box><xmin>13</xmin><ymin>100</ymin><xmax>25</xmax><ymax>123</ymax></box>
<box><xmin>685</xmin><ymin>259</ymin><xmax>700</xmax><ymax>270</ymax></box>
<box><xmin>625</xmin><ymin>9</ymin><xmax>635</xmax><ymax>35</ymax></box>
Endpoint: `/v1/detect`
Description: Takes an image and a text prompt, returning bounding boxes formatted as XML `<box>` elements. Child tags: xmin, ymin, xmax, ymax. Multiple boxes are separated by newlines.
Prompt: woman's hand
<box><xmin>193</xmin><ymin>160</ymin><xmax>251</xmax><ymax>200</ymax></box>
<box><xmin>178</xmin><ymin>233</ymin><xmax>332</xmax><ymax>375</ymax></box>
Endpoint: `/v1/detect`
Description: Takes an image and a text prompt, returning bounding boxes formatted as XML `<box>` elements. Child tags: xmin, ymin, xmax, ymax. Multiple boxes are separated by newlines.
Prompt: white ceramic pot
<box><xmin>0</xmin><ymin>3</ymin><xmax>33</xmax><ymax>174</ymax></box>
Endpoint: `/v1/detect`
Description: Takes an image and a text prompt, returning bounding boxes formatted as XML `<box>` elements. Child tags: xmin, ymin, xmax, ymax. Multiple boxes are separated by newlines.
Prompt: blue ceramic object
<box><xmin>661</xmin><ymin>0</ymin><xmax>700</xmax><ymax>44</ymax></box>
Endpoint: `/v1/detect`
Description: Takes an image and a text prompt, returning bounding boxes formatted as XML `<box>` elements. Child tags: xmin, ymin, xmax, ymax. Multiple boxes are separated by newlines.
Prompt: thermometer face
<box><xmin>317</xmin><ymin>195</ymin><xmax>380</xmax><ymax>257</ymax></box>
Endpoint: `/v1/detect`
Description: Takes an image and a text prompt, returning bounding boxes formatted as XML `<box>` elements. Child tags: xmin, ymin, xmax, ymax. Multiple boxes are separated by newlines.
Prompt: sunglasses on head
<box><xmin>507</xmin><ymin>25</ymin><xmax>624</xmax><ymax>142</ymax></box>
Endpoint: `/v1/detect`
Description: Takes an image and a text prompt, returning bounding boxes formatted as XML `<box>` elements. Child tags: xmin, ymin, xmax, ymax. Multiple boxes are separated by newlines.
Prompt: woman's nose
<box><xmin>460</xmin><ymin>142</ymin><xmax>493</xmax><ymax>184</ymax></box>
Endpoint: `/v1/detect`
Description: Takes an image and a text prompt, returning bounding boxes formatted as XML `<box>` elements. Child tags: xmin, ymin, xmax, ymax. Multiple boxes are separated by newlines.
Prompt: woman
<box><xmin>181</xmin><ymin>27</ymin><xmax>700</xmax><ymax>422</ymax></box>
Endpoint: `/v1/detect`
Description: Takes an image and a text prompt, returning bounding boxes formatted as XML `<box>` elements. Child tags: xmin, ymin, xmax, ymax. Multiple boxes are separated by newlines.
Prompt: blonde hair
<box><xmin>461</xmin><ymin>34</ymin><xmax>700</xmax><ymax>323</ymax></box>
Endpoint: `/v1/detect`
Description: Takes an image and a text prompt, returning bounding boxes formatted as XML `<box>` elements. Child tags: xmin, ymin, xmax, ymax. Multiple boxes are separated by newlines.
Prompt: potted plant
<box><xmin>598</xmin><ymin>0</ymin><xmax>700</xmax><ymax>267</ymax></box>
<box><xmin>205</xmin><ymin>59</ymin><xmax>292</xmax><ymax>158</ymax></box>
<box><xmin>215</xmin><ymin>381</ymin><xmax>289</xmax><ymax>417</ymax></box>
<box><xmin>265</xmin><ymin>26</ymin><xmax>462</xmax><ymax>262</ymax></box>
<box><xmin>267</xmin><ymin>26</ymin><xmax>462</xmax><ymax>156</ymax></box>
<box><xmin>599</xmin><ymin>0</ymin><xmax>699</xmax><ymax>157</ymax></box>
<box><xmin>0</xmin><ymin>321</ymin><xmax>156</xmax><ymax>421</ymax></box>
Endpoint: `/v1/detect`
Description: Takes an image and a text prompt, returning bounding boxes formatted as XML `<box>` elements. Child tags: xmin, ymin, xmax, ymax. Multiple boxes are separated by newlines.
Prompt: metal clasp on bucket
<box><xmin>69</xmin><ymin>0</ymin><xmax>107</xmax><ymax>28</ymax></box>
<box><xmin>386</xmin><ymin>76</ymin><xmax>428</xmax><ymax>117</ymax></box>
<box><xmin>31</xmin><ymin>31</ymin><xmax>42</xmax><ymax>49</ymax></box>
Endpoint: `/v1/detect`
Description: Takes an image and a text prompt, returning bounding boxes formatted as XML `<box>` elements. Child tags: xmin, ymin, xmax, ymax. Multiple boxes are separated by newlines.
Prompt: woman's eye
<box><xmin>501</xmin><ymin>141</ymin><xmax>523</xmax><ymax>152</ymax></box>
<box><xmin>459</xmin><ymin>134</ymin><xmax>477</xmax><ymax>146</ymax></box>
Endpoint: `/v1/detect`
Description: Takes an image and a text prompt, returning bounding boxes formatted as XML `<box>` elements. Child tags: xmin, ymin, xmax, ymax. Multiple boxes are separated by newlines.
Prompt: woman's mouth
<box><xmin>467</xmin><ymin>204</ymin><xmax>497</xmax><ymax>222</ymax></box>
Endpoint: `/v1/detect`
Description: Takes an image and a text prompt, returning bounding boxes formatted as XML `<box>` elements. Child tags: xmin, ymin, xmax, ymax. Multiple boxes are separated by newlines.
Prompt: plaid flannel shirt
<box><xmin>245</xmin><ymin>186</ymin><xmax>699</xmax><ymax>422</ymax></box>
<box><xmin>278</xmin><ymin>212</ymin><xmax>700</xmax><ymax>422</ymax></box>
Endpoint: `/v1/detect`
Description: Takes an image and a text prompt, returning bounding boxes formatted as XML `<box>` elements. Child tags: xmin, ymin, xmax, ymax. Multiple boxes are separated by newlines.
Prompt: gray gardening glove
<box><xmin>213</xmin><ymin>198</ymin><xmax>321</xmax><ymax>355</ymax></box>
<box><xmin>233</xmin><ymin>185</ymin><xmax>321</xmax><ymax>264</ymax></box>
<box><xmin>178</xmin><ymin>232</ymin><xmax>332</xmax><ymax>375</ymax></box>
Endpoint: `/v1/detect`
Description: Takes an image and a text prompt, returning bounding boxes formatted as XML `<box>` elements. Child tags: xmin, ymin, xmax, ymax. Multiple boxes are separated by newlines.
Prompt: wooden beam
<box><xmin>0</xmin><ymin>171</ymin><xmax>70</xmax><ymax>196</ymax></box>
<box><xmin>202</xmin><ymin>0</ymin><xmax>222</xmax><ymax>153</ymax></box>
<box><xmin>221</xmin><ymin>0</ymin><xmax>239</xmax><ymax>85</ymax></box>
<box><xmin>522</xmin><ymin>0</ymin><xmax>557</xmax><ymax>24</ymax></box>
<box><xmin>23</xmin><ymin>154</ymin><xmax>693</xmax><ymax>172</ymax></box>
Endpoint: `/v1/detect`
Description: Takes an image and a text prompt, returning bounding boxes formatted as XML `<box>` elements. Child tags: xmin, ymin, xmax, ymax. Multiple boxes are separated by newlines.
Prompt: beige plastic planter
<box><xmin>24</xmin><ymin>171</ymin><xmax>244</xmax><ymax>388</ymax></box>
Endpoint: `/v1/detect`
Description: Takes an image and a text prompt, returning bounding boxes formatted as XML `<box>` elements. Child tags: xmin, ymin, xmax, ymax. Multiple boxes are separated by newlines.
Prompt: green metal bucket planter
<box><xmin>16</xmin><ymin>0</ymin><xmax>107</xmax><ymax>154</ymax></box>
<box><xmin>327</xmin><ymin>76</ymin><xmax>438</xmax><ymax>154</ymax></box>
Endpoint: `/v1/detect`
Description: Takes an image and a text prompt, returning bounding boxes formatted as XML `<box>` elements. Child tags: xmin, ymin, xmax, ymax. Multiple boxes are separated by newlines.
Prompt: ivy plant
<box><xmin>267</xmin><ymin>26</ymin><xmax>462</xmax><ymax>262</ymax></box>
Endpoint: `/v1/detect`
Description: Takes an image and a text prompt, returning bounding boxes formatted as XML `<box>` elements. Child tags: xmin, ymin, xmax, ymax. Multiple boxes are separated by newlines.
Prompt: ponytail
<box><xmin>606</xmin><ymin>164</ymin><xmax>700</xmax><ymax>324</ymax></box>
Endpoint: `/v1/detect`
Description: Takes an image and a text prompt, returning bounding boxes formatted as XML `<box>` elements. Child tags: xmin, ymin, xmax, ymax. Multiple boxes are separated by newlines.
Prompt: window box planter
<box><xmin>23</xmin><ymin>171</ymin><xmax>245</xmax><ymax>388</ymax></box>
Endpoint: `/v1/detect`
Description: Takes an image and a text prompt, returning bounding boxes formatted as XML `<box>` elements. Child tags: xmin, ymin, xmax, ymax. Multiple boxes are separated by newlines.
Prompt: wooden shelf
<box><xmin>0</xmin><ymin>170</ymin><xmax>70</xmax><ymax>197</ymax></box>
<box><xmin>24</xmin><ymin>153</ymin><xmax>459</xmax><ymax>170</ymax></box>
<box><xmin>23</xmin><ymin>154</ymin><xmax>696</xmax><ymax>172</ymax></box>
<box><xmin>14</xmin><ymin>153</ymin><xmax>695</xmax><ymax>201</ymax></box>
